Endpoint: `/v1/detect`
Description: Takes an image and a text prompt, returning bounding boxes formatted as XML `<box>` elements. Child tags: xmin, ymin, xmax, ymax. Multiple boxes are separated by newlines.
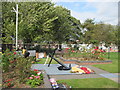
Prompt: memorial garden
<box><xmin>1</xmin><ymin>1</ymin><xmax>119</xmax><ymax>89</ymax></box>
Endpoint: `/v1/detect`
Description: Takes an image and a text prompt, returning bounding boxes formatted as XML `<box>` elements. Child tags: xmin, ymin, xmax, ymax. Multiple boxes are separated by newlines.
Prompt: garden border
<box><xmin>58</xmin><ymin>56</ymin><xmax>112</xmax><ymax>65</ymax></box>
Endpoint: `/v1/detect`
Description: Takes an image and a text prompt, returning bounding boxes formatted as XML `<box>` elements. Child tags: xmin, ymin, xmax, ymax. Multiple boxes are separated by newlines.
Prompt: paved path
<box><xmin>49</xmin><ymin>65</ymin><xmax>120</xmax><ymax>83</ymax></box>
<box><xmin>49</xmin><ymin>74</ymin><xmax>103</xmax><ymax>80</ymax></box>
<box><xmin>32</xmin><ymin>64</ymin><xmax>82</xmax><ymax>75</ymax></box>
<box><xmin>32</xmin><ymin>64</ymin><xmax>120</xmax><ymax>83</ymax></box>
<box><xmin>32</xmin><ymin>64</ymin><xmax>109</xmax><ymax>75</ymax></box>
<box><xmin>99</xmin><ymin>73</ymin><xmax>120</xmax><ymax>83</ymax></box>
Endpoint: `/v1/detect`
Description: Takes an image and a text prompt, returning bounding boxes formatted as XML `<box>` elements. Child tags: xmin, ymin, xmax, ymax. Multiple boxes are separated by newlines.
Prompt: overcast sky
<box><xmin>52</xmin><ymin>0</ymin><xmax>119</xmax><ymax>25</ymax></box>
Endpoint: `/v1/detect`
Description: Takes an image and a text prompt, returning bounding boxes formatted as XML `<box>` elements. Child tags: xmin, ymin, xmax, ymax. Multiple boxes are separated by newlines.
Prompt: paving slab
<box><xmin>32</xmin><ymin>64</ymin><xmax>120</xmax><ymax>83</ymax></box>
<box><xmin>32</xmin><ymin>64</ymin><xmax>77</xmax><ymax>75</ymax></box>
<box><xmin>31</xmin><ymin>64</ymin><xmax>110</xmax><ymax>75</ymax></box>
<box><xmin>99</xmin><ymin>73</ymin><xmax>120</xmax><ymax>78</ymax></box>
<box><xmin>114</xmin><ymin>73</ymin><xmax>120</xmax><ymax>75</ymax></box>
<box><xmin>49</xmin><ymin>74</ymin><xmax>103</xmax><ymax>80</ymax></box>
<box><xmin>86</xmin><ymin>65</ymin><xmax>110</xmax><ymax>74</ymax></box>
<box><xmin>31</xmin><ymin>64</ymin><xmax>104</xmax><ymax>79</ymax></box>
<box><xmin>99</xmin><ymin>73</ymin><xmax>120</xmax><ymax>83</ymax></box>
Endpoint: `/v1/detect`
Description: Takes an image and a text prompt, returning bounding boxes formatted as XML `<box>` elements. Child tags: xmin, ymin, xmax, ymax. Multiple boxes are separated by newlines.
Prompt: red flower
<box><xmin>100</xmin><ymin>50</ymin><xmax>104</xmax><ymax>52</ymax></box>
<box><xmin>92</xmin><ymin>51</ymin><xmax>95</xmax><ymax>53</ymax></box>
<box><xmin>94</xmin><ymin>49</ymin><xmax>98</xmax><ymax>51</ymax></box>
<box><xmin>95</xmin><ymin>47</ymin><xmax>99</xmax><ymax>49</ymax></box>
<box><xmin>7</xmin><ymin>83</ymin><xmax>11</xmax><ymax>86</ymax></box>
<box><xmin>14</xmin><ymin>52</ymin><xmax>17</xmax><ymax>55</ymax></box>
<box><xmin>7</xmin><ymin>79</ymin><xmax>12</xmax><ymax>82</ymax></box>
<box><xmin>5</xmin><ymin>79</ymin><xmax>12</xmax><ymax>82</ymax></box>
<box><xmin>71</xmin><ymin>50</ymin><xmax>75</xmax><ymax>52</ymax></box>
<box><xmin>65</xmin><ymin>48</ymin><xmax>70</xmax><ymax>50</ymax></box>
<box><xmin>34</xmin><ymin>69</ymin><xmax>38</xmax><ymax>71</ymax></box>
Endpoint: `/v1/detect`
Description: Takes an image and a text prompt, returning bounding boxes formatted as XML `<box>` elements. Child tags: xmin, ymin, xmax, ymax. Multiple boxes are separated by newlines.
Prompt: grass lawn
<box><xmin>34</xmin><ymin>57</ymin><xmax>58</xmax><ymax>64</ymax></box>
<box><xmin>93</xmin><ymin>52</ymin><xmax>119</xmax><ymax>73</ymax></box>
<box><xmin>33</xmin><ymin>52</ymin><xmax>119</xmax><ymax>73</ymax></box>
<box><xmin>57</xmin><ymin>78</ymin><xmax>119</xmax><ymax>88</ymax></box>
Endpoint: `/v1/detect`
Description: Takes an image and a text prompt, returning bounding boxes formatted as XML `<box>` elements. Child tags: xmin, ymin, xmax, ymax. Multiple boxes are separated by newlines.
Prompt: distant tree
<box><xmin>82</xmin><ymin>19</ymin><xmax>95</xmax><ymax>43</ymax></box>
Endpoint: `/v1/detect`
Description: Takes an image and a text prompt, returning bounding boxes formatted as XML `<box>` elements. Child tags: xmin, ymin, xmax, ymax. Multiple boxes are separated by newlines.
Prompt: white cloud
<box><xmin>53</xmin><ymin>0</ymin><xmax>118</xmax><ymax>25</ymax></box>
<box><xmin>71</xmin><ymin>2</ymin><xmax>118</xmax><ymax>25</ymax></box>
<box><xmin>52</xmin><ymin>0</ymin><xmax>119</xmax><ymax>3</ymax></box>
<box><xmin>71</xmin><ymin>10</ymin><xmax>96</xmax><ymax>23</ymax></box>
<box><xmin>86</xmin><ymin>0</ymin><xmax>119</xmax><ymax>2</ymax></box>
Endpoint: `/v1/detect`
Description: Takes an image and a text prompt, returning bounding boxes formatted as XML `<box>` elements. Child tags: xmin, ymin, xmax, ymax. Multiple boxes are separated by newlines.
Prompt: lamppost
<box><xmin>11</xmin><ymin>4</ymin><xmax>18</xmax><ymax>50</ymax></box>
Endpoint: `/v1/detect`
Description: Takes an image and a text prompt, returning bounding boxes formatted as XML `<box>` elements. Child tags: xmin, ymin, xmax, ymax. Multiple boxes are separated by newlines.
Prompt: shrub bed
<box><xmin>2</xmin><ymin>49</ymin><xmax>44</xmax><ymax>88</ymax></box>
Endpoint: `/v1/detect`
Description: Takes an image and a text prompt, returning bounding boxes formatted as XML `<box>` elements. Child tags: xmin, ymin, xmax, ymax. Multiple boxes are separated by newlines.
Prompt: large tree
<box><xmin>2</xmin><ymin>2</ymin><xmax>58</xmax><ymax>44</ymax></box>
<box><xmin>2</xmin><ymin>2</ymin><xmax>82</xmax><ymax>45</ymax></box>
<box><xmin>51</xmin><ymin>6</ymin><xmax>82</xmax><ymax>44</ymax></box>
<box><xmin>18</xmin><ymin>2</ymin><xmax>58</xmax><ymax>43</ymax></box>
<box><xmin>2</xmin><ymin>2</ymin><xmax>16</xmax><ymax>44</ymax></box>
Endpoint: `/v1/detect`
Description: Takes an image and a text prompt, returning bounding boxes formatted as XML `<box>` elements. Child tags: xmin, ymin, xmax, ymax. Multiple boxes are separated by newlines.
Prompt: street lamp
<box><xmin>11</xmin><ymin>4</ymin><xmax>19</xmax><ymax>50</ymax></box>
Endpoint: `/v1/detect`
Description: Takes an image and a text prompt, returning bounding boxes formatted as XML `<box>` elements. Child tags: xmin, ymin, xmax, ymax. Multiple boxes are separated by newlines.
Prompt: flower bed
<box><xmin>58</xmin><ymin>56</ymin><xmax>112</xmax><ymax>65</ymax></box>
<box><xmin>55</xmin><ymin>47</ymin><xmax>112</xmax><ymax>65</ymax></box>
<box><xmin>26</xmin><ymin>69</ymin><xmax>43</xmax><ymax>88</ymax></box>
<box><xmin>2</xmin><ymin>49</ymin><xmax>44</xmax><ymax>88</ymax></box>
<box><xmin>60</xmin><ymin>47</ymin><xmax>108</xmax><ymax>60</ymax></box>
<box><xmin>70</xmin><ymin>65</ymin><xmax>95</xmax><ymax>74</ymax></box>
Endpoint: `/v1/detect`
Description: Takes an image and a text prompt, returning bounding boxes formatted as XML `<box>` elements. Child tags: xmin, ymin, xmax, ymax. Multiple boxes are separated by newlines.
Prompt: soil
<box><xmin>63</xmin><ymin>57</ymin><xmax>107</xmax><ymax>61</ymax></box>
<box><xmin>11</xmin><ymin>83</ymin><xmax>44</xmax><ymax>88</ymax></box>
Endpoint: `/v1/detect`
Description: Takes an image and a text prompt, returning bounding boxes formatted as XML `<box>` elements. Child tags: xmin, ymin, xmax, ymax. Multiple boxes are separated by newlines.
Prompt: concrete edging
<box><xmin>42</xmin><ymin>70</ymin><xmax>52</xmax><ymax>89</ymax></box>
<box><xmin>58</xmin><ymin>56</ymin><xmax>112</xmax><ymax>64</ymax></box>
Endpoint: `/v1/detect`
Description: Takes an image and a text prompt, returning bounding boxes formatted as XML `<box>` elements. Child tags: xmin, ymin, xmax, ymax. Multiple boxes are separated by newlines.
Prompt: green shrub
<box><xmin>2</xmin><ymin>49</ymin><xmax>34</xmax><ymax>88</ymax></box>
<box><xmin>15</xmin><ymin>57</ymin><xmax>33</xmax><ymax>82</ymax></box>
<box><xmin>2</xmin><ymin>49</ymin><xmax>18</xmax><ymax>72</ymax></box>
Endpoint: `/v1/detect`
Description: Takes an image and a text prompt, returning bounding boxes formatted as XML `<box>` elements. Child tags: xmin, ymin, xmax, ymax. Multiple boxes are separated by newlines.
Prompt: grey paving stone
<box><xmin>42</xmin><ymin>70</ymin><xmax>52</xmax><ymax>88</ymax></box>
<box><xmin>99</xmin><ymin>73</ymin><xmax>120</xmax><ymax>78</ymax></box>
<box><xmin>49</xmin><ymin>74</ymin><xmax>103</xmax><ymax>80</ymax></box>
<box><xmin>86</xmin><ymin>65</ymin><xmax>110</xmax><ymax>74</ymax></box>
<box><xmin>31</xmin><ymin>64</ymin><xmax>77</xmax><ymax>75</ymax></box>
<box><xmin>31</xmin><ymin>64</ymin><xmax>120</xmax><ymax>84</ymax></box>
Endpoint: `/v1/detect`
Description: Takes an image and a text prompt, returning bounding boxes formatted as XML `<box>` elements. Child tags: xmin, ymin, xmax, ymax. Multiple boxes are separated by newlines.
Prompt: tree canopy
<box><xmin>2</xmin><ymin>2</ymin><xmax>82</xmax><ymax>44</ymax></box>
<box><xmin>2</xmin><ymin>2</ymin><xmax>118</xmax><ymax>46</ymax></box>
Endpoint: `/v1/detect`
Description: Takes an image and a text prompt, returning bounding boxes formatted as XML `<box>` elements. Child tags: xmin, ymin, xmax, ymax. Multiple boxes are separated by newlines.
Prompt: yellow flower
<box><xmin>0</xmin><ymin>52</ymin><xmax>3</xmax><ymax>55</ymax></box>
